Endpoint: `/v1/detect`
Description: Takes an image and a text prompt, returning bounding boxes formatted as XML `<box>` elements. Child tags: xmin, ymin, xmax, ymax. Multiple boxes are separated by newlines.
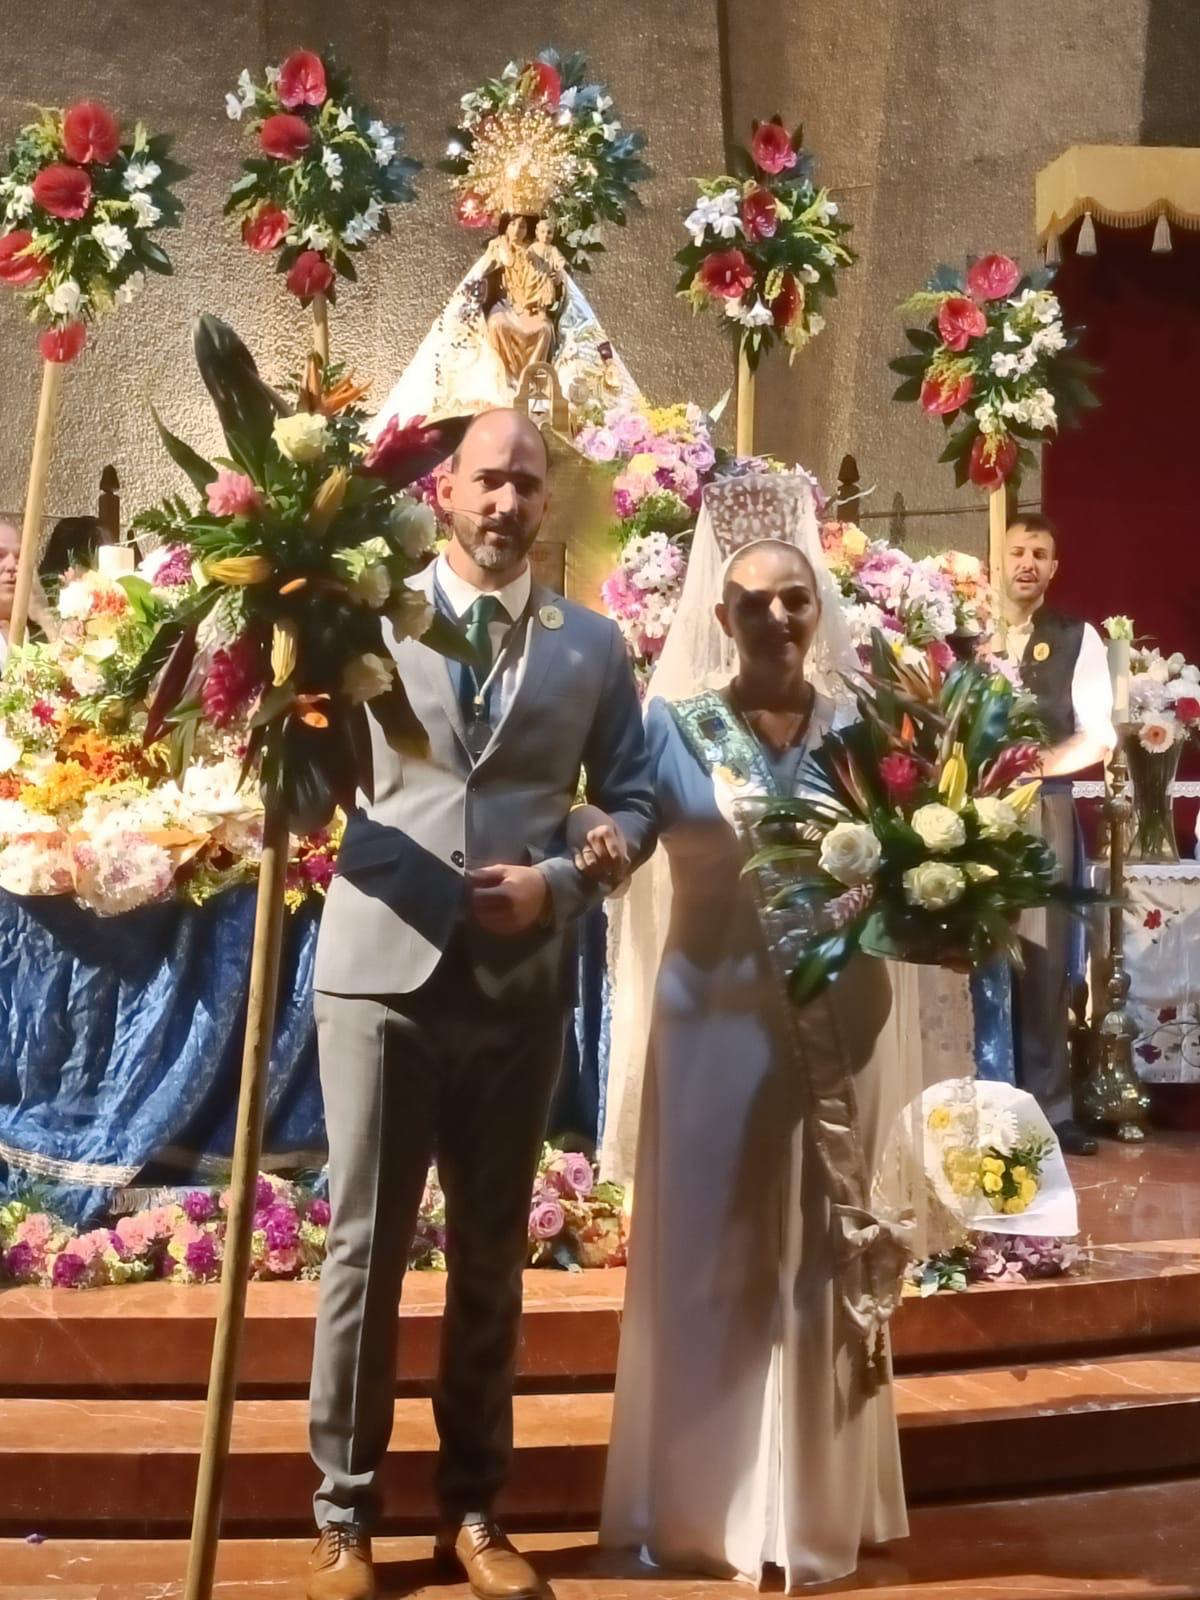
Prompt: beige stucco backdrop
<box><xmin>2</xmin><ymin>0</ymin><xmax>1197</xmax><ymax>558</ymax></box>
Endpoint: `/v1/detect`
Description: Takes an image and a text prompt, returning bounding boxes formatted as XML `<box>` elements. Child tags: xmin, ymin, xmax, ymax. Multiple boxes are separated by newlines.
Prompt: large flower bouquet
<box><xmin>890</xmin><ymin>253</ymin><xmax>1097</xmax><ymax>489</ymax></box>
<box><xmin>0</xmin><ymin>100</ymin><xmax>183</xmax><ymax>361</ymax></box>
<box><xmin>754</xmin><ymin>638</ymin><xmax>1092</xmax><ymax>1002</ymax></box>
<box><xmin>0</xmin><ymin>555</ymin><xmax>339</xmax><ymax>914</ymax></box>
<box><xmin>225</xmin><ymin>49</ymin><xmax>418</xmax><ymax>305</ymax></box>
<box><xmin>0</xmin><ymin>1149</ymin><xmax>628</xmax><ymax>1288</ymax></box>
<box><xmin>441</xmin><ymin>49</ymin><xmax>649</xmax><ymax>271</ymax></box>
<box><xmin>117</xmin><ymin>317</ymin><xmax>471</xmax><ymax>836</ymax></box>
<box><xmin>676</xmin><ymin>117</ymin><xmax>853</xmax><ymax>368</ymax></box>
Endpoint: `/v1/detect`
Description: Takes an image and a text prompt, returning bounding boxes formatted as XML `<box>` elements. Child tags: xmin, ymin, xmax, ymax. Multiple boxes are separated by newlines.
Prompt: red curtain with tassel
<box><xmin>1043</xmin><ymin>219</ymin><xmax>1200</xmax><ymax>850</ymax></box>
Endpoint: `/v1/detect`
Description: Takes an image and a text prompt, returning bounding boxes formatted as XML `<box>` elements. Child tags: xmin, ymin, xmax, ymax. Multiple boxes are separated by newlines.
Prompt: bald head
<box><xmin>437</xmin><ymin>407</ymin><xmax>550</xmax><ymax>584</ymax></box>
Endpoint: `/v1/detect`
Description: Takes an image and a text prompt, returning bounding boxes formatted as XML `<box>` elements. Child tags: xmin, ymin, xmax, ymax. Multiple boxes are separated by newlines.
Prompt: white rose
<box><xmin>350</xmin><ymin>562</ymin><xmax>391</xmax><ymax>609</ymax></box>
<box><xmin>388</xmin><ymin>500</ymin><xmax>437</xmax><ymax>558</ymax></box>
<box><xmin>272</xmin><ymin>412</ymin><xmax>329</xmax><ymax>464</ymax></box>
<box><xmin>818</xmin><ymin>821</ymin><xmax>882</xmax><ymax>887</ymax></box>
<box><xmin>973</xmin><ymin>797</ymin><xmax>1019</xmax><ymax>841</ymax></box>
<box><xmin>903</xmin><ymin>860</ymin><xmax>967</xmax><ymax>910</ymax></box>
<box><xmin>911</xmin><ymin>802</ymin><xmax>967</xmax><ymax>853</ymax></box>
<box><xmin>47</xmin><ymin>280</ymin><xmax>83</xmax><ymax>318</ymax></box>
<box><xmin>342</xmin><ymin>652</ymin><xmax>395</xmax><ymax>704</ymax></box>
<box><xmin>388</xmin><ymin>588</ymin><xmax>436</xmax><ymax>642</ymax></box>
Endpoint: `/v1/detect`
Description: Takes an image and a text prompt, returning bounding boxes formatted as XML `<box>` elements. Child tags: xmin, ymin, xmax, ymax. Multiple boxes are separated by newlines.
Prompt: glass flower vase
<box><xmin>1123</xmin><ymin>730</ymin><xmax>1182</xmax><ymax>863</ymax></box>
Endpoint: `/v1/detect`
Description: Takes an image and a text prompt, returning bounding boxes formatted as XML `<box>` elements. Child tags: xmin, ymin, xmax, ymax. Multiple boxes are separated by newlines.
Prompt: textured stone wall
<box><xmin>723</xmin><ymin>0</ymin><xmax>1172</xmax><ymax>557</ymax></box>
<box><xmin>0</xmin><ymin>0</ymin><xmax>727</xmax><ymax>523</ymax></box>
<box><xmin>3</xmin><ymin>0</ymin><xmax>1199</xmax><ymax>561</ymax></box>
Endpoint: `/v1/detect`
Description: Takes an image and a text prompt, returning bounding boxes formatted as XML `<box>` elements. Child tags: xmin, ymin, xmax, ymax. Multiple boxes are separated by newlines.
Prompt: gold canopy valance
<box><xmin>1037</xmin><ymin>144</ymin><xmax>1200</xmax><ymax>242</ymax></box>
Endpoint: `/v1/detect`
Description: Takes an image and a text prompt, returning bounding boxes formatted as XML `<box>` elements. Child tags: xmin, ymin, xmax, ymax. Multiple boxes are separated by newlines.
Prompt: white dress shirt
<box><xmin>1006</xmin><ymin>612</ymin><xmax>1116</xmax><ymax>756</ymax></box>
<box><xmin>434</xmin><ymin>552</ymin><xmax>533</xmax><ymax>724</ymax></box>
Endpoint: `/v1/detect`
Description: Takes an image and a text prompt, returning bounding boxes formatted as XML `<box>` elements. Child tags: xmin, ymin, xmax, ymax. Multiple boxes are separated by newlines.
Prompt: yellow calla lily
<box><xmin>205</xmin><ymin>555</ymin><xmax>273</xmax><ymax>587</ymax></box>
<box><xmin>1007</xmin><ymin>778</ymin><xmax>1043</xmax><ymax>818</ymax></box>
<box><xmin>309</xmin><ymin>467</ymin><xmax>349</xmax><ymax>536</ymax></box>
<box><xmin>271</xmin><ymin>620</ymin><xmax>299</xmax><ymax>687</ymax></box>
<box><xmin>938</xmin><ymin>743</ymin><xmax>969</xmax><ymax>812</ymax></box>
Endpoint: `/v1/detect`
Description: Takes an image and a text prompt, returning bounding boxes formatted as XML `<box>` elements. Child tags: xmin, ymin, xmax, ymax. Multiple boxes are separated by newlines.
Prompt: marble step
<box><xmin>4</xmin><ymin>1240</ymin><xmax>1198</xmax><ymax>1396</ymax></box>
<box><xmin>4</xmin><ymin>1477</ymin><xmax>1200</xmax><ymax>1598</ymax></box>
<box><xmin>2</xmin><ymin>1347</ymin><xmax>1199</xmax><ymax>1534</ymax></box>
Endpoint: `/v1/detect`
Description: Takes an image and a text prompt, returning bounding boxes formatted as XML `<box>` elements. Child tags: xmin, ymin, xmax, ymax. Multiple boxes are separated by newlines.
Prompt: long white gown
<box><xmin>600</xmin><ymin>692</ymin><xmax>909</xmax><ymax>1591</ymax></box>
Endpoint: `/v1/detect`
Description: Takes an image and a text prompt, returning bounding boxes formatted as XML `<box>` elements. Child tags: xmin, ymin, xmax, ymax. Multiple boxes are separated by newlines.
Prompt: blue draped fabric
<box><xmin>970</xmin><ymin>958</ymin><xmax>1017</xmax><ymax>1083</ymax></box>
<box><xmin>0</xmin><ymin>888</ymin><xmax>324</xmax><ymax>1225</ymax></box>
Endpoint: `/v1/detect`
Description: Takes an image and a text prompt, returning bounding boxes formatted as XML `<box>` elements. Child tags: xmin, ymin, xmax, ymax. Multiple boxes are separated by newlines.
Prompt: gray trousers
<box><xmin>1013</xmin><ymin>790</ymin><xmax>1078</xmax><ymax>1124</ymax></box>
<box><xmin>309</xmin><ymin>951</ymin><xmax>565</xmax><ymax>1530</ymax></box>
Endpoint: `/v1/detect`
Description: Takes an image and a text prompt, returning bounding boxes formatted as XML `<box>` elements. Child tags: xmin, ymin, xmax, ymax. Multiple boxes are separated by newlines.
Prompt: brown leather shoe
<box><xmin>434</xmin><ymin>1518</ymin><xmax>547</xmax><ymax>1599</ymax></box>
<box><xmin>305</xmin><ymin>1525</ymin><xmax>375</xmax><ymax>1600</ymax></box>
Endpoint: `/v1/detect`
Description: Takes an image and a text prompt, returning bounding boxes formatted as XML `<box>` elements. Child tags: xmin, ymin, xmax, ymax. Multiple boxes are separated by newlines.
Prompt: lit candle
<box><xmin>96</xmin><ymin>544</ymin><xmax>135</xmax><ymax>578</ymax></box>
<box><xmin>1108</xmin><ymin>637</ymin><xmax>1130</xmax><ymax>725</ymax></box>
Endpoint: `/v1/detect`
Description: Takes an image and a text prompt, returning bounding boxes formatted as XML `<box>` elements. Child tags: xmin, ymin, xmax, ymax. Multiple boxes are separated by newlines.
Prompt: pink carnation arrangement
<box><xmin>0</xmin><ymin>1147</ymin><xmax>629</xmax><ymax>1288</ymax></box>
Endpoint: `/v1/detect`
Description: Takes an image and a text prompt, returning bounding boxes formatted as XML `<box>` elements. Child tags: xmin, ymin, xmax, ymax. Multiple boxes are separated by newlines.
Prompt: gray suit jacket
<box><xmin>314</xmin><ymin>562</ymin><xmax>657</xmax><ymax>1002</ymax></box>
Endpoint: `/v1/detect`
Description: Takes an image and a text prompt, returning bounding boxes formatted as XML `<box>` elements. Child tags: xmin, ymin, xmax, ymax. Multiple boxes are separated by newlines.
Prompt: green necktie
<box><xmin>464</xmin><ymin>593</ymin><xmax>503</xmax><ymax>687</ymax></box>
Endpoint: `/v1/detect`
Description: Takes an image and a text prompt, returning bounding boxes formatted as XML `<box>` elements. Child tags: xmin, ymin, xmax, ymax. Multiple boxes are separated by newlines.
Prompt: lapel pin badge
<box><xmin>1033</xmin><ymin>642</ymin><xmax>1050</xmax><ymax>662</ymax></box>
<box><xmin>538</xmin><ymin>604</ymin><xmax>564</xmax><ymax>631</ymax></box>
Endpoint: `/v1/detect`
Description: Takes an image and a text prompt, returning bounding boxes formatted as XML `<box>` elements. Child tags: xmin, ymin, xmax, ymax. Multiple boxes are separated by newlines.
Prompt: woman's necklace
<box><xmin>728</xmin><ymin>676</ymin><xmax>815</xmax><ymax>755</ymax></box>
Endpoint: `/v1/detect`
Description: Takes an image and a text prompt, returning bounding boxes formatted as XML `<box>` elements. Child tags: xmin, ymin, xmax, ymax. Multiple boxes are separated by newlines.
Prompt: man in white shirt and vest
<box><xmin>1000</xmin><ymin>514</ymin><xmax>1115</xmax><ymax>1155</ymax></box>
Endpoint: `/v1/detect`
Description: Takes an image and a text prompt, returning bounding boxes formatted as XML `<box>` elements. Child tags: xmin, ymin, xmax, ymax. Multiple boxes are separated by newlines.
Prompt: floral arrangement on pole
<box><xmin>0</xmin><ymin>573</ymin><xmax>339</xmax><ymax>916</ymax></box>
<box><xmin>117</xmin><ymin>316</ymin><xmax>472</xmax><ymax>836</ymax></box>
<box><xmin>750</xmin><ymin>638</ymin><xmax>1099</xmax><ymax>1003</ymax></box>
<box><xmin>890</xmin><ymin>253</ymin><xmax>1097</xmax><ymax>489</ymax></box>
<box><xmin>440</xmin><ymin>49</ymin><xmax>649</xmax><ymax>271</ymax></box>
<box><xmin>0</xmin><ymin>101</ymin><xmax>183</xmax><ymax>361</ymax></box>
<box><xmin>225</xmin><ymin>49</ymin><xmax>418</xmax><ymax>307</ymax></box>
<box><xmin>675</xmin><ymin>118</ymin><xmax>853</xmax><ymax>368</ymax></box>
<box><xmin>1111</xmin><ymin>627</ymin><xmax>1200</xmax><ymax>753</ymax></box>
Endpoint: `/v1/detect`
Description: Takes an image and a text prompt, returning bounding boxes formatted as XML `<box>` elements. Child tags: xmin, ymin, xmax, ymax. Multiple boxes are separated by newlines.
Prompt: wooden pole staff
<box><xmin>183</xmin><ymin>798</ymin><xmax>291</xmax><ymax>1600</ymax></box>
<box><xmin>736</xmin><ymin>342</ymin><xmax>755</xmax><ymax>457</ymax></box>
<box><xmin>988</xmin><ymin>484</ymin><xmax>1008</xmax><ymax>650</ymax></box>
<box><xmin>10</xmin><ymin>361</ymin><xmax>65</xmax><ymax>649</ymax></box>
<box><xmin>311</xmin><ymin>292</ymin><xmax>330</xmax><ymax>367</ymax></box>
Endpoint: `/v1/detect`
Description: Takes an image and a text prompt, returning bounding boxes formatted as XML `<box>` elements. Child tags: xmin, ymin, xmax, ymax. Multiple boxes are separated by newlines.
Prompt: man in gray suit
<box><xmin>306</xmin><ymin>409</ymin><xmax>656</xmax><ymax>1600</ymax></box>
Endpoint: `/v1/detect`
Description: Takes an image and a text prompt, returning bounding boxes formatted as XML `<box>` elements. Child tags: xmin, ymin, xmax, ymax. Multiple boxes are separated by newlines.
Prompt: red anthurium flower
<box><xmin>260</xmin><ymin>113</ymin><xmax>313</xmax><ymax>161</ymax></box>
<box><xmin>286</xmin><ymin>250</ymin><xmax>335</xmax><ymax>300</ymax></box>
<box><xmin>937</xmin><ymin>295</ymin><xmax>988</xmax><ymax>352</ymax></box>
<box><xmin>741</xmin><ymin>186</ymin><xmax>778</xmax><ymax>240</ymax></box>
<box><xmin>455</xmin><ymin>191</ymin><xmax>493</xmax><ymax>229</ymax></box>
<box><xmin>968</xmin><ymin>433</ymin><xmax>1019</xmax><ymax>490</ymax></box>
<box><xmin>920</xmin><ymin>372</ymin><xmax>974</xmax><ymax>416</ymax></box>
<box><xmin>242</xmin><ymin>202</ymin><xmax>290</xmax><ymax>253</ymax></box>
<box><xmin>1174</xmin><ymin>696</ymin><xmax>1200</xmax><ymax>723</ymax></box>
<box><xmin>697</xmin><ymin>249</ymin><xmax>755</xmax><ymax>300</ymax></box>
<box><xmin>39</xmin><ymin>321</ymin><xmax>87</xmax><ymax>363</ymax></box>
<box><xmin>277</xmin><ymin>50</ymin><xmax>328</xmax><ymax>109</ymax></box>
<box><xmin>751</xmin><ymin>119</ymin><xmax>797</xmax><ymax>176</ymax></box>
<box><xmin>32</xmin><ymin>163</ymin><xmax>93</xmax><ymax>220</ymax></box>
<box><xmin>0</xmin><ymin>231</ymin><xmax>50</xmax><ymax>286</ymax></box>
<box><xmin>769</xmin><ymin>272</ymin><xmax>802</xmax><ymax>328</ymax></box>
<box><xmin>879</xmin><ymin>752</ymin><xmax>920</xmax><ymax>802</ymax></box>
<box><xmin>62</xmin><ymin>101</ymin><xmax>121</xmax><ymax>165</ymax></box>
<box><xmin>527</xmin><ymin>61</ymin><xmax>562</xmax><ymax>106</ymax></box>
<box><xmin>966</xmin><ymin>253</ymin><xmax>1021</xmax><ymax>302</ymax></box>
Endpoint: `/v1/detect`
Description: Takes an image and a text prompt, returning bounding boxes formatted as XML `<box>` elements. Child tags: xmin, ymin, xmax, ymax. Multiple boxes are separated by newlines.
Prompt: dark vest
<box><xmin>1019</xmin><ymin>607</ymin><xmax>1085</xmax><ymax>746</ymax></box>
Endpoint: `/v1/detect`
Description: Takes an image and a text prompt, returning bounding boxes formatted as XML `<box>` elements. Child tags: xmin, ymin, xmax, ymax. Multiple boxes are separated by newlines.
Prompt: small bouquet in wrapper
<box><xmin>751</xmin><ymin>635</ymin><xmax>1101</xmax><ymax>1002</ymax></box>
<box><xmin>117</xmin><ymin>316</ymin><xmax>473</xmax><ymax>835</ymax></box>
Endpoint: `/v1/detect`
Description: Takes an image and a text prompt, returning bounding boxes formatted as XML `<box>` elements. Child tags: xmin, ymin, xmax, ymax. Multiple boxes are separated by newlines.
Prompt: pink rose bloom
<box><xmin>71</xmin><ymin>1229</ymin><xmax>112</xmax><ymax>1264</ymax></box>
<box><xmin>206</xmin><ymin>469</ymin><xmax>263</xmax><ymax>518</ymax></box>
<box><xmin>579</xmin><ymin>426</ymin><xmax>618</xmax><ymax>462</ymax></box>
<box><xmin>683</xmin><ymin>438</ymin><xmax>716</xmax><ymax>474</ymax></box>
<box><xmin>529</xmin><ymin>1198</ymin><xmax>566</xmax><ymax>1241</ymax></box>
<box><xmin>611</xmin><ymin>413</ymin><xmax>651</xmax><ymax>452</ymax></box>
<box><xmin>264</xmin><ymin>1245</ymin><xmax>301</xmax><ymax>1276</ymax></box>
<box><xmin>558</xmin><ymin>1152</ymin><xmax>594</xmax><ymax>1199</ymax></box>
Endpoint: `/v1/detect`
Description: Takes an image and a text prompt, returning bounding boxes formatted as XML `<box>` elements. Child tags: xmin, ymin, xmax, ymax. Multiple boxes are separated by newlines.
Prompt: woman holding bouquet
<box><xmin>600</xmin><ymin>476</ymin><xmax>920</xmax><ymax>1590</ymax></box>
